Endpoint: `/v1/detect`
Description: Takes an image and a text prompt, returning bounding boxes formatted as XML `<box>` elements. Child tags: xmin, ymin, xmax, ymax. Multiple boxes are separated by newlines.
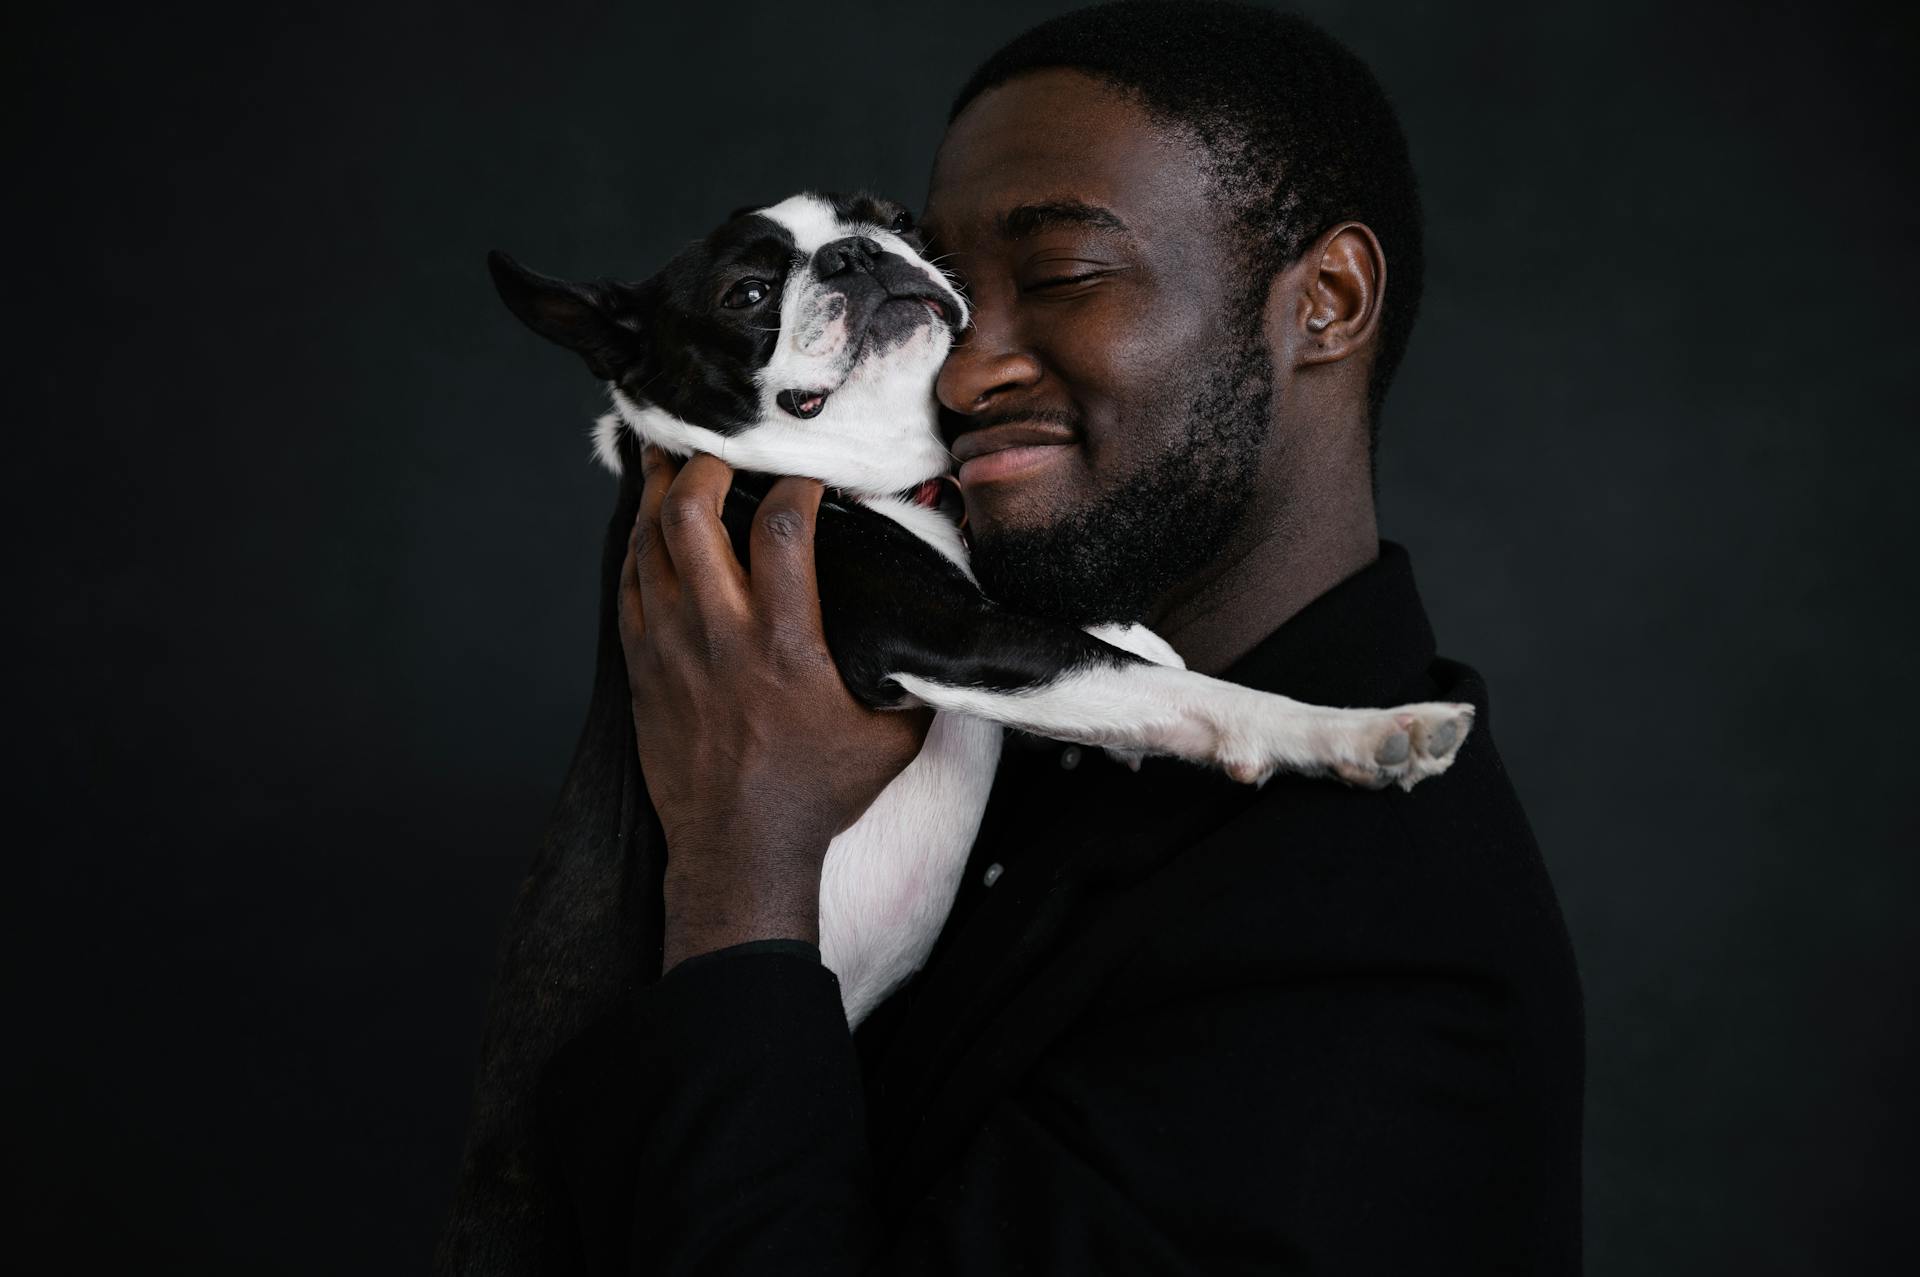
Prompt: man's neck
<box><xmin>1147</xmin><ymin>447</ymin><xmax>1379</xmax><ymax>677</ymax></box>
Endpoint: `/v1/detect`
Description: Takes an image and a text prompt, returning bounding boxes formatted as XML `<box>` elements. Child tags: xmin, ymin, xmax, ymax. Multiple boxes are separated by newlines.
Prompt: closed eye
<box><xmin>1025</xmin><ymin>272</ymin><xmax>1107</xmax><ymax>291</ymax></box>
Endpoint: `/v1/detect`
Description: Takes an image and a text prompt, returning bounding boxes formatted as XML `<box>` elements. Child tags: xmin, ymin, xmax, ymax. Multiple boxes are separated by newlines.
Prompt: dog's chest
<box><xmin>818</xmin><ymin>709</ymin><xmax>1003</xmax><ymax>1025</ymax></box>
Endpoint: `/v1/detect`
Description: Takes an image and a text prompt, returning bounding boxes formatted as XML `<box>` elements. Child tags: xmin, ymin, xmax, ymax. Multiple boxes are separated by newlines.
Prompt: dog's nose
<box><xmin>813</xmin><ymin>236</ymin><xmax>881</xmax><ymax>279</ymax></box>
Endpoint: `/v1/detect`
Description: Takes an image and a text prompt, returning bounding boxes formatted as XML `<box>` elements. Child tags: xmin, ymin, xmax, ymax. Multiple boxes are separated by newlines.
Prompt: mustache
<box><xmin>940</xmin><ymin>405</ymin><xmax>1082</xmax><ymax>442</ymax></box>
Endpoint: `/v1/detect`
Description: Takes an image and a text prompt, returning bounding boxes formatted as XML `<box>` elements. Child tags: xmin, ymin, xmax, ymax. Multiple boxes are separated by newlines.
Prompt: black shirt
<box><xmin>541</xmin><ymin>542</ymin><xmax>1585</xmax><ymax>1274</ymax></box>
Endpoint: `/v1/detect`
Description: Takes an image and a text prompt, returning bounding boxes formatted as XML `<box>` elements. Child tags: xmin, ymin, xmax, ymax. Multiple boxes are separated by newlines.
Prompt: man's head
<box><xmin>927</xmin><ymin>1</ymin><xmax>1421</xmax><ymax>626</ymax></box>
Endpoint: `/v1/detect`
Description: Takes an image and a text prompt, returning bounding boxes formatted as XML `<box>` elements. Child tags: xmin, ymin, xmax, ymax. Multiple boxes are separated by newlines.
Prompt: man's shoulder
<box><xmin>1105</xmin><ymin>656</ymin><xmax>1573</xmax><ymax>990</ymax></box>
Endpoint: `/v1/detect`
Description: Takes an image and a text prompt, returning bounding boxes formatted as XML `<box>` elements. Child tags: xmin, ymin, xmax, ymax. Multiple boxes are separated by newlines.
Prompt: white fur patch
<box><xmin>605</xmin><ymin>386</ymin><xmax>954</xmax><ymax>496</ymax></box>
<box><xmin>1083</xmin><ymin>622</ymin><xmax>1186</xmax><ymax>669</ymax></box>
<box><xmin>1076</xmin><ymin>625</ymin><xmax>1187</xmax><ymax>770</ymax></box>
<box><xmin>863</xmin><ymin>494</ymin><xmax>973</xmax><ymax>577</ymax></box>
<box><xmin>759</xmin><ymin>193</ymin><xmax>845</xmax><ymax>255</ymax></box>
<box><xmin>590</xmin><ymin>411</ymin><xmax>623</xmax><ymax>472</ymax></box>
<box><xmin>819</xmin><ymin>709</ymin><xmax>1002</xmax><ymax>1024</ymax></box>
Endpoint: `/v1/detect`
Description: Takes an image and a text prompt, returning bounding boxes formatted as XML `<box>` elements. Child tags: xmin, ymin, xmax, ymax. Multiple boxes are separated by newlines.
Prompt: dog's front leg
<box><xmin>885</xmin><ymin>625</ymin><xmax>1473</xmax><ymax>792</ymax></box>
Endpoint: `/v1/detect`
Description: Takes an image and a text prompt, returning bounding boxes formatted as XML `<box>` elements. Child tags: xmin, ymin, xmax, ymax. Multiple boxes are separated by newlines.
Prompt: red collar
<box><xmin>903</xmin><ymin>475</ymin><xmax>967</xmax><ymax>530</ymax></box>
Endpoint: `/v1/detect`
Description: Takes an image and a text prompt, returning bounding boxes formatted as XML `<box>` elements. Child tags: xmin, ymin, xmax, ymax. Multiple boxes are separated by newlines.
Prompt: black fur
<box><xmin>720</xmin><ymin>474</ymin><xmax>1139</xmax><ymax>701</ymax></box>
<box><xmin>488</xmin><ymin>212</ymin><xmax>788</xmax><ymax>432</ymax></box>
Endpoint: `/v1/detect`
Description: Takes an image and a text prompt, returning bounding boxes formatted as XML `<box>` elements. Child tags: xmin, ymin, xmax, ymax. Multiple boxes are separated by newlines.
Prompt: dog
<box><xmin>438</xmin><ymin>190</ymin><xmax>1472</xmax><ymax>1272</ymax></box>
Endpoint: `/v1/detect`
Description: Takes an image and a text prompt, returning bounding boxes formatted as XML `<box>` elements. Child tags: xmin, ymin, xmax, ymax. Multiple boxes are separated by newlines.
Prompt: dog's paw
<box><xmin>1325</xmin><ymin>703</ymin><xmax>1475</xmax><ymax>792</ymax></box>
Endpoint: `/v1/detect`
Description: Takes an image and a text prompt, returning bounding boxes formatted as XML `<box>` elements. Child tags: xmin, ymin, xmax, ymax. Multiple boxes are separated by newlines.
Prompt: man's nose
<box><xmin>937</xmin><ymin>308</ymin><xmax>1044</xmax><ymax>414</ymax></box>
<box><xmin>813</xmin><ymin>236</ymin><xmax>881</xmax><ymax>279</ymax></box>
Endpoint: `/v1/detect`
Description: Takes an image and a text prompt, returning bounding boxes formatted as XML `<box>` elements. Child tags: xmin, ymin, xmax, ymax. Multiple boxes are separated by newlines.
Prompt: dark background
<box><xmin>13</xmin><ymin>0</ymin><xmax>1914</xmax><ymax>1270</ymax></box>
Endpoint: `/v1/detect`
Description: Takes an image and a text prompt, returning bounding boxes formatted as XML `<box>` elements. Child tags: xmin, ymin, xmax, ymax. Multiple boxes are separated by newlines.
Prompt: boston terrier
<box><xmin>438</xmin><ymin>190</ymin><xmax>1475</xmax><ymax>1271</ymax></box>
<box><xmin>488</xmin><ymin>190</ymin><xmax>1474</xmax><ymax>1025</ymax></box>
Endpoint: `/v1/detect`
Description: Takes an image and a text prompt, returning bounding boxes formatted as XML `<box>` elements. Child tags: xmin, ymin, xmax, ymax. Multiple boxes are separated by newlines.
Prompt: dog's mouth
<box><xmin>901</xmin><ymin>291</ymin><xmax>957</xmax><ymax>333</ymax></box>
<box><xmin>913</xmin><ymin>294</ymin><xmax>953</xmax><ymax>326</ymax></box>
<box><xmin>776</xmin><ymin>389</ymin><xmax>828</xmax><ymax>419</ymax></box>
<box><xmin>775</xmin><ymin>289</ymin><xmax>958</xmax><ymax>421</ymax></box>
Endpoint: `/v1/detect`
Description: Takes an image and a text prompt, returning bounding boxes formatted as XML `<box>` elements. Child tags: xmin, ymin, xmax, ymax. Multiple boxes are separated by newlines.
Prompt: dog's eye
<box><xmin>722</xmin><ymin>278</ymin><xmax>771</xmax><ymax>309</ymax></box>
<box><xmin>888</xmin><ymin>209</ymin><xmax>913</xmax><ymax>234</ymax></box>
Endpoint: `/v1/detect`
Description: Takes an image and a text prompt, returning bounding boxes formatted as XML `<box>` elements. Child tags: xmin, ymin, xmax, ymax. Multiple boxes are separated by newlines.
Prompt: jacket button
<box><xmin>1059</xmin><ymin>745</ymin><xmax>1082</xmax><ymax>770</ymax></box>
<box><xmin>982</xmin><ymin>863</ymin><xmax>1004</xmax><ymax>888</ymax></box>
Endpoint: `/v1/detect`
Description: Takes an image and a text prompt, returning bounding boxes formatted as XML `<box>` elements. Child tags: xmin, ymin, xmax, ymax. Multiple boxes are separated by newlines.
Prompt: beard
<box><xmin>967</xmin><ymin>325</ymin><xmax>1274</xmax><ymax>626</ymax></box>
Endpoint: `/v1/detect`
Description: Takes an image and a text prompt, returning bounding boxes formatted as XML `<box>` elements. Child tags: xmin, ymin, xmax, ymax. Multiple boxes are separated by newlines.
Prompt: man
<box><xmin>541</xmin><ymin>3</ymin><xmax>1584</xmax><ymax>1271</ymax></box>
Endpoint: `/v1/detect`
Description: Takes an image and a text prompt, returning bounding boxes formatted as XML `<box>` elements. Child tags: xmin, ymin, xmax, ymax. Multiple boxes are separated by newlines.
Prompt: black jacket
<box><xmin>538</xmin><ymin>543</ymin><xmax>1585</xmax><ymax>1274</ymax></box>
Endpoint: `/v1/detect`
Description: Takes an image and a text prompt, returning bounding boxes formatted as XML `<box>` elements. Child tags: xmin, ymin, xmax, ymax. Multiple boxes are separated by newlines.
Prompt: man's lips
<box><xmin>950</xmin><ymin>421</ymin><xmax>1076</xmax><ymax>462</ymax></box>
<box><xmin>950</xmin><ymin>421</ymin><xmax>1077</xmax><ymax>486</ymax></box>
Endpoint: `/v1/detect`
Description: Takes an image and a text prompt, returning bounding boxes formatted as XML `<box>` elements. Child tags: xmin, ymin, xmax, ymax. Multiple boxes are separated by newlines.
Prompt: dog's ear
<box><xmin>488</xmin><ymin>251</ymin><xmax>651</xmax><ymax>382</ymax></box>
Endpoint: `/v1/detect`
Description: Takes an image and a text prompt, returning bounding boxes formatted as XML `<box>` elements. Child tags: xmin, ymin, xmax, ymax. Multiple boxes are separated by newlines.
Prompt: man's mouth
<box><xmin>950</xmin><ymin>420</ymin><xmax>1078</xmax><ymax>486</ymax></box>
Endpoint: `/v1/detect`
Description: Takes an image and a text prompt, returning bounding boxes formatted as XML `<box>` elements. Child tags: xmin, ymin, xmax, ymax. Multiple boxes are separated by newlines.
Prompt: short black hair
<box><xmin>951</xmin><ymin>1</ymin><xmax>1423</xmax><ymax>449</ymax></box>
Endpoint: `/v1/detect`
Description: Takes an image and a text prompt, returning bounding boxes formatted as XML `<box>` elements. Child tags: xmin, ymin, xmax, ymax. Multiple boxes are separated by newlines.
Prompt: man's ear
<box><xmin>487</xmin><ymin>250</ymin><xmax>651</xmax><ymax>382</ymax></box>
<box><xmin>1287</xmin><ymin>222</ymin><xmax>1385</xmax><ymax>370</ymax></box>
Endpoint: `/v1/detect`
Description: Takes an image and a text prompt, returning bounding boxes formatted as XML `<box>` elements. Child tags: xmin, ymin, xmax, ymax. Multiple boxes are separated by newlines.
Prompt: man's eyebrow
<box><xmin>997</xmin><ymin>200</ymin><xmax>1130</xmax><ymax>240</ymax></box>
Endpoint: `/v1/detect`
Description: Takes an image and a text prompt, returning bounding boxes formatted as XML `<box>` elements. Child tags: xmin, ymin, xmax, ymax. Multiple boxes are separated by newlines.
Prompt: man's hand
<box><xmin>620</xmin><ymin>447</ymin><xmax>931</xmax><ymax>973</ymax></box>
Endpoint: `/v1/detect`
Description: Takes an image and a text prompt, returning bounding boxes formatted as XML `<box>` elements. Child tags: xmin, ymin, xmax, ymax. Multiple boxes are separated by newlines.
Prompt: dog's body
<box><xmin>439</xmin><ymin>191</ymin><xmax>1472</xmax><ymax>1270</ymax></box>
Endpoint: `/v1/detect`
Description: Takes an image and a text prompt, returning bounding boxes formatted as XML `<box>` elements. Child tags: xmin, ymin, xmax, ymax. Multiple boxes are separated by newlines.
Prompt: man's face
<box><xmin>924</xmin><ymin>69</ymin><xmax>1275</xmax><ymax>625</ymax></box>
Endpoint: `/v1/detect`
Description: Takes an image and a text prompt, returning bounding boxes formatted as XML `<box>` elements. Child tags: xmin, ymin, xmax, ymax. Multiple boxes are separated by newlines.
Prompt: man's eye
<box><xmin>1025</xmin><ymin>273</ymin><xmax>1102</xmax><ymax>292</ymax></box>
<box><xmin>888</xmin><ymin>209</ymin><xmax>913</xmax><ymax>234</ymax></box>
<box><xmin>722</xmin><ymin>278</ymin><xmax>771</xmax><ymax>308</ymax></box>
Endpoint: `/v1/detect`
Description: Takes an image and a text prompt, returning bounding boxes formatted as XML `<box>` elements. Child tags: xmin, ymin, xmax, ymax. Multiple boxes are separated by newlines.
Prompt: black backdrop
<box><xmin>13</xmin><ymin>0</ymin><xmax>1915</xmax><ymax>1270</ymax></box>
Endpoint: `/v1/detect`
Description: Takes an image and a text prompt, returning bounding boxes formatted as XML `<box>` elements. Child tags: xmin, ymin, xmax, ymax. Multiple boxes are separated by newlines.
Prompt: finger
<box><xmin>660</xmin><ymin>453</ymin><xmax>749</xmax><ymax>617</ymax></box>
<box><xmin>749</xmin><ymin>475</ymin><xmax>825</xmax><ymax>616</ymax></box>
<box><xmin>619</xmin><ymin>519</ymin><xmax>646</xmax><ymax>642</ymax></box>
<box><xmin>633</xmin><ymin>446</ymin><xmax>681</xmax><ymax>609</ymax></box>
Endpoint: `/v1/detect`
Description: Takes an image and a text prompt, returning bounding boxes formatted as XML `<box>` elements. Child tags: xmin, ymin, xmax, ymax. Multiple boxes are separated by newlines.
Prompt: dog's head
<box><xmin>490</xmin><ymin>191</ymin><xmax>968</xmax><ymax>495</ymax></box>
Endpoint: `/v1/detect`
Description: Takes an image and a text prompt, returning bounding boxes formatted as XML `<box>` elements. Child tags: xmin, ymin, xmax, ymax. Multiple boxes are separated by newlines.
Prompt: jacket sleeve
<box><xmin>539</xmin><ymin>925</ymin><xmax>1567</xmax><ymax>1275</ymax></box>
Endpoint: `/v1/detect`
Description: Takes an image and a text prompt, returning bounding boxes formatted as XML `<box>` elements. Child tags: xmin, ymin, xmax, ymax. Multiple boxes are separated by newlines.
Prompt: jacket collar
<box><xmin>1215</xmin><ymin>539</ymin><xmax>1436</xmax><ymax>707</ymax></box>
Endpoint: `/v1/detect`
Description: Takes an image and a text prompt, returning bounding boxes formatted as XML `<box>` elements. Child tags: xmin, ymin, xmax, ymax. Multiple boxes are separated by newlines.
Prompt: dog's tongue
<box><xmin>777</xmin><ymin>389</ymin><xmax>827</xmax><ymax>419</ymax></box>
